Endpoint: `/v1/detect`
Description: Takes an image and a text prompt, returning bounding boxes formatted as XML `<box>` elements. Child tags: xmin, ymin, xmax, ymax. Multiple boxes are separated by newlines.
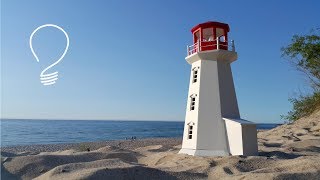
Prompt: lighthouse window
<box><xmin>203</xmin><ymin>28</ymin><xmax>214</xmax><ymax>41</ymax></box>
<box><xmin>193</xmin><ymin>70</ymin><xmax>198</xmax><ymax>83</ymax></box>
<box><xmin>192</xmin><ymin>67</ymin><xmax>199</xmax><ymax>83</ymax></box>
<box><xmin>188</xmin><ymin>125</ymin><xmax>193</xmax><ymax>139</ymax></box>
<box><xmin>219</xmin><ymin>35</ymin><xmax>226</xmax><ymax>42</ymax></box>
<box><xmin>190</xmin><ymin>97</ymin><xmax>196</xmax><ymax>111</ymax></box>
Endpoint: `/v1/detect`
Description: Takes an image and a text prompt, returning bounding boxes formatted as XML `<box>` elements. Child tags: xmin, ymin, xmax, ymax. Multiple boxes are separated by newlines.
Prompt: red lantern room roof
<box><xmin>191</xmin><ymin>21</ymin><xmax>230</xmax><ymax>34</ymax></box>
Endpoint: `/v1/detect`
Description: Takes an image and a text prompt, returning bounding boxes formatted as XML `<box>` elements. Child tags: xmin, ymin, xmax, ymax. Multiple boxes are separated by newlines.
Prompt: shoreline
<box><xmin>1</xmin><ymin>137</ymin><xmax>182</xmax><ymax>154</ymax></box>
<box><xmin>2</xmin><ymin>131</ymin><xmax>269</xmax><ymax>152</ymax></box>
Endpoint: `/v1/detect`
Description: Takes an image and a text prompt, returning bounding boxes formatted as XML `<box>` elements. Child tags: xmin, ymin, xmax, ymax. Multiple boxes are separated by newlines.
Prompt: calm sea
<box><xmin>0</xmin><ymin>119</ymin><xmax>280</xmax><ymax>147</ymax></box>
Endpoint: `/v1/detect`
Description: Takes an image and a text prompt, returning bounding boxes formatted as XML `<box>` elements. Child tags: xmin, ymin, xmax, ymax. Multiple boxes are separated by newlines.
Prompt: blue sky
<box><xmin>1</xmin><ymin>0</ymin><xmax>319</xmax><ymax>123</ymax></box>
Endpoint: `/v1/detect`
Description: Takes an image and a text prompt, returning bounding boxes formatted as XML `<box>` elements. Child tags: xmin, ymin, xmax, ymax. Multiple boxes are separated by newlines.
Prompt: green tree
<box><xmin>281</xmin><ymin>29</ymin><xmax>320</xmax><ymax>121</ymax></box>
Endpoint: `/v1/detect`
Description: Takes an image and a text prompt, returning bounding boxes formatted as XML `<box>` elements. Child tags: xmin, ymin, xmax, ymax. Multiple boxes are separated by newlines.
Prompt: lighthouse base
<box><xmin>179</xmin><ymin>148</ymin><xmax>229</xmax><ymax>156</ymax></box>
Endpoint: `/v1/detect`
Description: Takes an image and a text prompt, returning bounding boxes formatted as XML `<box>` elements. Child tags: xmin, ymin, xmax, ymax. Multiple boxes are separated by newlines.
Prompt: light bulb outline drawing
<box><xmin>29</xmin><ymin>24</ymin><xmax>69</xmax><ymax>86</ymax></box>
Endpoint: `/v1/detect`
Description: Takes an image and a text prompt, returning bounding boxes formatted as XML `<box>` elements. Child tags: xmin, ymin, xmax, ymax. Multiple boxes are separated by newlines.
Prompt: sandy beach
<box><xmin>1</xmin><ymin>110</ymin><xmax>320</xmax><ymax>180</ymax></box>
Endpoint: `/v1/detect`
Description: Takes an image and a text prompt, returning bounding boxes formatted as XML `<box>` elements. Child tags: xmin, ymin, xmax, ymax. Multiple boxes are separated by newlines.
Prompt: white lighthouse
<box><xmin>179</xmin><ymin>21</ymin><xmax>258</xmax><ymax>156</ymax></box>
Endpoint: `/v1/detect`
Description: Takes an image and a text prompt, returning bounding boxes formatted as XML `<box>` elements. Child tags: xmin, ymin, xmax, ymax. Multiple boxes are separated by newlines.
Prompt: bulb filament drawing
<box><xmin>29</xmin><ymin>24</ymin><xmax>69</xmax><ymax>86</ymax></box>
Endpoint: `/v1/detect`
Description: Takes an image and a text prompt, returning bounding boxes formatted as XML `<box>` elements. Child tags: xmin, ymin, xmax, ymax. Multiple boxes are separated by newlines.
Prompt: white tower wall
<box><xmin>217</xmin><ymin>61</ymin><xmax>240</xmax><ymax>119</ymax></box>
<box><xmin>196</xmin><ymin>60</ymin><xmax>229</xmax><ymax>155</ymax></box>
<box><xmin>180</xmin><ymin>60</ymin><xmax>201</xmax><ymax>150</ymax></box>
<box><xmin>179</xmin><ymin>50</ymin><xmax>258</xmax><ymax>156</ymax></box>
<box><xmin>180</xmin><ymin>57</ymin><xmax>232</xmax><ymax>156</ymax></box>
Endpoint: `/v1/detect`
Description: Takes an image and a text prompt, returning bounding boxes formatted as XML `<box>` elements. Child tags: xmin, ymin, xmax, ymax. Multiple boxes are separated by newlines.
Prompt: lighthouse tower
<box><xmin>179</xmin><ymin>21</ymin><xmax>258</xmax><ymax>156</ymax></box>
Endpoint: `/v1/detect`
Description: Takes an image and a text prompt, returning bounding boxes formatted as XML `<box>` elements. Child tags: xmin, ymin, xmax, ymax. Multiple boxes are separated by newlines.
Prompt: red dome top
<box><xmin>191</xmin><ymin>21</ymin><xmax>230</xmax><ymax>33</ymax></box>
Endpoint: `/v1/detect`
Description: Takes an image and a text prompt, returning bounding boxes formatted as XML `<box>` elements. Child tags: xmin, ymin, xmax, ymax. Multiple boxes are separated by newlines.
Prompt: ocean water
<box><xmin>0</xmin><ymin>119</ymin><xmax>280</xmax><ymax>147</ymax></box>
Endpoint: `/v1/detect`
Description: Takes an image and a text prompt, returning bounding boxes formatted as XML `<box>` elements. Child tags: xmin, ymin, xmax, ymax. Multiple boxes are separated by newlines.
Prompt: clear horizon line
<box><xmin>0</xmin><ymin>118</ymin><xmax>185</xmax><ymax>122</ymax></box>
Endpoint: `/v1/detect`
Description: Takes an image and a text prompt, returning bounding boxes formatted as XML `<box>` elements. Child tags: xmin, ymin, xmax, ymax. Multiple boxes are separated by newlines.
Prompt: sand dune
<box><xmin>1</xmin><ymin>110</ymin><xmax>320</xmax><ymax>179</ymax></box>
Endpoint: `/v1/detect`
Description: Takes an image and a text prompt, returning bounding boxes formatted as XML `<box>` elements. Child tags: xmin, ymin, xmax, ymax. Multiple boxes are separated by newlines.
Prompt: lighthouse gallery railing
<box><xmin>187</xmin><ymin>39</ymin><xmax>235</xmax><ymax>56</ymax></box>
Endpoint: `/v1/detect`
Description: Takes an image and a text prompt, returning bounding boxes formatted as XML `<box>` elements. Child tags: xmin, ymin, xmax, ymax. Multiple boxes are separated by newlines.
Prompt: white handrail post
<box><xmin>187</xmin><ymin>45</ymin><xmax>189</xmax><ymax>55</ymax></box>
<box><xmin>197</xmin><ymin>41</ymin><xmax>200</xmax><ymax>52</ymax></box>
<box><xmin>216</xmin><ymin>38</ymin><xmax>219</xmax><ymax>50</ymax></box>
<box><xmin>231</xmin><ymin>40</ymin><xmax>235</xmax><ymax>52</ymax></box>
